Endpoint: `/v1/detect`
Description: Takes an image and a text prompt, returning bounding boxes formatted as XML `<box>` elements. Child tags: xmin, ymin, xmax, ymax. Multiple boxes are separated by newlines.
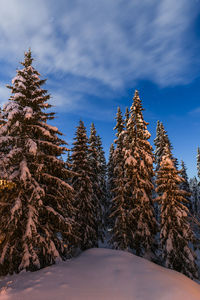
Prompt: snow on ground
<box><xmin>0</xmin><ymin>248</ymin><xmax>200</xmax><ymax>300</ymax></box>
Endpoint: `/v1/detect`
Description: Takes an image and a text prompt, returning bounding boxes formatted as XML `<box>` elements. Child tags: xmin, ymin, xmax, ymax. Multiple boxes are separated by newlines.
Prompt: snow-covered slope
<box><xmin>0</xmin><ymin>248</ymin><xmax>200</xmax><ymax>300</ymax></box>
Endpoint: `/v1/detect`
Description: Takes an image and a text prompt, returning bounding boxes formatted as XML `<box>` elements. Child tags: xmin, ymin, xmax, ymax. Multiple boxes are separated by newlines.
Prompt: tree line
<box><xmin>0</xmin><ymin>50</ymin><xmax>199</xmax><ymax>280</ymax></box>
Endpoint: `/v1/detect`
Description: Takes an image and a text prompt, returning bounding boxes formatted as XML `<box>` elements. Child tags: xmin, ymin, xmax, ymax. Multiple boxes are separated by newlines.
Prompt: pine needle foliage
<box><xmin>109</xmin><ymin>107</ymin><xmax>129</xmax><ymax>249</ymax></box>
<box><xmin>88</xmin><ymin>123</ymin><xmax>104</xmax><ymax>243</ymax></box>
<box><xmin>124</xmin><ymin>90</ymin><xmax>157</xmax><ymax>256</ymax></box>
<box><xmin>0</xmin><ymin>50</ymin><xmax>78</xmax><ymax>275</ymax></box>
<box><xmin>180</xmin><ymin>161</ymin><xmax>192</xmax><ymax>211</ymax></box>
<box><xmin>156</xmin><ymin>145</ymin><xmax>198</xmax><ymax>279</ymax></box>
<box><xmin>71</xmin><ymin>120</ymin><xmax>97</xmax><ymax>250</ymax></box>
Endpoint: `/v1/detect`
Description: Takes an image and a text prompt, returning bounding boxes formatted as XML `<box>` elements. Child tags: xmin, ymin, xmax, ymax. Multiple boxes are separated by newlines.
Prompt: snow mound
<box><xmin>0</xmin><ymin>248</ymin><xmax>200</xmax><ymax>300</ymax></box>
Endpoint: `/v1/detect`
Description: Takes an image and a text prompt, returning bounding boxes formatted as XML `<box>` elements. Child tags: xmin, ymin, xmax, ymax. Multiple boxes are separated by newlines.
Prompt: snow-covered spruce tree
<box><xmin>180</xmin><ymin>160</ymin><xmax>192</xmax><ymax>212</ymax></box>
<box><xmin>109</xmin><ymin>107</ymin><xmax>130</xmax><ymax>249</ymax></box>
<box><xmin>88</xmin><ymin>123</ymin><xmax>103</xmax><ymax>243</ymax></box>
<box><xmin>197</xmin><ymin>147</ymin><xmax>200</xmax><ymax>179</ymax></box>
<box><xmin>106</xmin><ymin>143</ymin><xmax>115</xmax><ymax>230</ymax></box>
<box><xmin>125</xmin><ymin>107</ymin><xmax>129</xmax><ymax>127</ymax></box>
<box><xmin>66</xmin><ymin>150</ymin><xmax>72</xmax><ymax>171</ymax></box>
<box><xmin>107</xmin><ymin>143</ymin><xmax>115</xmax><ymax>203</ymax></box>
<box><xmin>155</xmin><ymin>145</ymin><xmax>198</xmax><ymax>279</ymax></box>
<box><xmin>0</xmin><ymin>50</ymin><xmax>78</xmax><ymax>275</ymax></box>
<box><xmin>96</xmin><ymin>134</ymin><xmax>107</xmax><ymax>228</ymax></box>
<box><xmin>154</xmin><ymin>121</ymin><xmax>178</xmax><ymax>171</ymax></box>
<box><xmin>65</xmin><ymin>150</ymin><xmax>73</xmax><ymax>185</ymax></box>
<box><xmin>189</xmin><ymin>177</ymin><xmax>200</xmax><ymax>216</ymax></box>
<box><xmin>154</xmin><ymin>120</ymin><xmax>161</xmax><ymax>171</ymax></box>
<box><xmin>71</xmin><ymin>121</ymin><xmax>98</xmax><ymax>250</ymax></box>
<box><xmin>124</xmin><ymin>90</ymin><xmax>157</xmax><ymax>257</ymax></box>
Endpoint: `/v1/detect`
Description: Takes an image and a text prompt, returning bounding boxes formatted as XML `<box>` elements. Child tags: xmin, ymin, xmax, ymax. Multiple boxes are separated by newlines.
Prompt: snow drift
<box><xmin>0</xmin><ymin>248</ymin><xmax>200</xmax><ymax>300</ymax></box>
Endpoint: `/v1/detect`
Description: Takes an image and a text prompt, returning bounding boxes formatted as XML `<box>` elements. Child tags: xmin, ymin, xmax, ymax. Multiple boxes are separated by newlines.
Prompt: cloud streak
<box><xmin>189</xmin><ymin>107</ymin><xmax>200</xmax><ymax>115</ymax></box>
<box><xmin>0</xmin><ymin>0</ymin><xmax>199</xmax><ymax>110</ymax></box>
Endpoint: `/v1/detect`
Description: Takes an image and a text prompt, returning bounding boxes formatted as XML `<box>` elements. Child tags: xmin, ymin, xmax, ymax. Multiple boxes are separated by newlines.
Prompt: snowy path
<box><xmin>0</xmin><ymin>248</ymin><xmax>200</xmax><ymax>300</ymax></box>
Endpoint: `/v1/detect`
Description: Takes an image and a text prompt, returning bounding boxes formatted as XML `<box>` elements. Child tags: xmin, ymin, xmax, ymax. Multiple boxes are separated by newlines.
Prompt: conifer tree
<box><xmin>88</xmin><ymin>123</ymin><xmax>103</xmax><ymax>243</ymax></box>
<box><xmin>71</xmin><ymin>121</ymin><xmax>97</xmax><ymax>249</ymax></box>
<box><xmin>189</xmin><ymin>177</ymin><xmax>200</xmax><ymax>216</ymax></box>
<box><xmin>156</xmin><ymin>145</ymin><xmax>198</xmax><ymax>279</ymax></box>
<box><xmin>66</xmin><ymin>150</ymin><xmax>72</xmax><ymax>171</ymax></box>
<box><xmin>65</xmin><ymin>151</ymin><xmax>73</xmax><ymax>185</ymax></box>
<box><xmin>180</xmin><ymin>160</ymin><xmax>192</xmax><ymax>211</ymax></box>
<box><xmin>124</xmin><ymin>90</ymin><xmax>157</xmax><ymax>256</ymax></box>
<box><xmin>154</xmin><ymin>121</ymin><xmax>178</xmax><ymax>171</ymax></box>
<box><xmin>197</xmin><ymin>147</ymin><xmax>200</xmax><ymax>179</ymax></box>
<box><xmin>106</xmin><ymin>143</ymin><xmax>115</xmax><ymax>230</ymax></box>
<box><xmin>109</xmin><ymin>107</ymin><xmax>130</xmax><ymax>249</ymax></box>
<box><xmin>125</xmin><ymin>107</ymin><xmax>129</xmax><ymax>127</ymax></box>
<box><xmin>0</xmin><ymin>50</ymin><xmax>78</xmax><ymax>275</ymax></box>
<box><xmin>154</xmin><ymin>120</ymin><xmax>161</xmax><ymax>171</ymax></box>
<box><xmin>96</xmin><ymin>134</ymin><xmax>107</xmax><ymax>227</ymax></box>
<box><xmin>107</xmin><ymin>143</ymin><xmax>115</xmax><ymax>203</ymax></box>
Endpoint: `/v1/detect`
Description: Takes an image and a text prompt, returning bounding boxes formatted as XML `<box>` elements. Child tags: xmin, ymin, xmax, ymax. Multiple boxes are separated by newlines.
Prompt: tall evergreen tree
<box><xmin>154</xmin><ymin>121</ymin><xmax>178</xmax><ymax>171</ymax></box>
<box><xmin>125</xmin><ymin>107</ymin><xmax>129</xmax><ymax>128</ymax></box>
<box><xmin>106</xmin><ymin>143</ymin><xmax>115</xmax><ymax>230</ymax></box>
<box><xmin>107</xmin><ymin>143</ymin><xmax>115</xmax><ymax>203</ymax></box>
<box><xmin>195</xmin><ymin>147</ymin><xmax>200</xmax><ymax>215</ymax></box>
<box><xmin>65</xmin><ymin>150</ymin><xmax>73</xmax><ymax>185</ymax></box>
<box><xmin>109</xmin><ymin>107</ymin><xmax>129</xmax><ymax>249</ymax></box>
<box><xmin>71</xmin><ymin>121</ymin><xmax>97</xmax><ymax>250</ymax></box>
<box><xmin>154</xmin><ymin>120</ymin><xmax>161</xmax><ymax>171</ymax></box>
<box><xmin>189</xmin><ymin>177</ymin><xmax>200</xmax><ymax>216</ymax></box>
<box><xmin>66</xmin><ymin>150</ymin><xmax>72</xmax><ymax>171</ymax></box>
<box><xmin>96</xmin><ymin>134</ymin><xmax>107</xmax><ymax>227</ymax></box>
<box><xmin>0</xmin><ymin>50</ymin><xmax>78</xmax><ymax>275</ymax></box>
<box><xmin>124</xmin><ymin>90</ymin><xmax>157</xmax><ymax>257</ymax></box>
<box><xmin>180</xmin><ymin>160</ymin><xmax>192</xmax><ymax>211</ymax></box>
<box><xmin>88</xmin><ymin>123</ymin><xmax>103</xmax><ymax>243</ymax></box>
<box><xmin>156</xmin><ymin>145</ymin><xmax>198</xmax><ymax>279</ymax></box>
<box><xmin>197</xmin><ymin>147</ymin><xmax>200</xmax><ymax>179</ymax></box>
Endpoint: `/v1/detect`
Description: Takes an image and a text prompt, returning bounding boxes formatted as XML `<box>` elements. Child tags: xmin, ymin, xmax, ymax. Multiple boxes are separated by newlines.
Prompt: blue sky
<box><xmin>0</xmin><ymin>0</ymin><xmax>200</xmax><ymax>178</ymax></box>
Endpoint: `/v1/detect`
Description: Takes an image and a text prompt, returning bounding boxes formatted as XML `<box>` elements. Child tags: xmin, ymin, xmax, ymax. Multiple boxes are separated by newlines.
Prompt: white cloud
<box><xmin>189</xmin><ymin>107</ymin><xmax>200</xmax><ymax>115</ymax></box>
<box><xmin>0</xmin><ymin>0</ymin><xmax>199</xmax><ymax>109</ymax></box>
<box><xmin>50</xmin><ymin>90</ymin><xmax>82</xmax><ymax>112</ymax></box>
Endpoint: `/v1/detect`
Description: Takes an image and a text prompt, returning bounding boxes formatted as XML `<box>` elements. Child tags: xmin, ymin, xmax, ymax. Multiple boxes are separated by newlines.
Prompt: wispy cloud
<box><xmin>189</xmin><ymin>107</ymin><xmax>200</xmax><ymax>115</ymax></box>
<box><xmin>0</xmin><ymin>0</ymin><xmax>199</xmax><ymax>110</ymax></box>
